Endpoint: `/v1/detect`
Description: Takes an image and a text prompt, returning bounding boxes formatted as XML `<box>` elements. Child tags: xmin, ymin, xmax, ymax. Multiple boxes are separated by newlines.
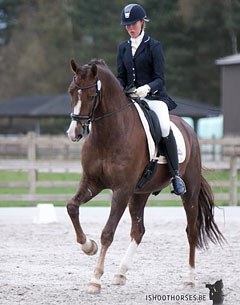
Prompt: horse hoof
<box><xmin>87</xmin><ymin>282</ymin><xmax>101</xmax><ymax>294</ymax></box>
<box><xmin>184</xmin><ymin>281</ymin><xmax>195</xmax><ymax>288</ymax></box>
<box><xmin>81</xmin><ymin>239</ymin><xmax>98</xmax><ymax>256</ymax></box>
<box><xmin>112</xmin><ymin>274</ymin><xmax>127</xmax><ymax>286</ymax></box>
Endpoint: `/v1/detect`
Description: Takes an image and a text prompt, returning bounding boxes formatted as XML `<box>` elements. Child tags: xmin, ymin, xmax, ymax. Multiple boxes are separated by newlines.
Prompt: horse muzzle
<box><xmin>67</xmin><ymin>131</ymin><xmax>83</xmax><ymax>142</ymax></box>
<box><xmin>67</xmin><ymin>120</ymin><xmax>83</xmax><ymax>142</ymax></box>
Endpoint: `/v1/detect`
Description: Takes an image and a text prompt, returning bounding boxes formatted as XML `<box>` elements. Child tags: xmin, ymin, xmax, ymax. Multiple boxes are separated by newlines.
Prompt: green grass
<box><xmin>203</xmin><ymin>169</ymin><xmax>240</xmax><ymax>193</ymax></box>
<box><xmin>38</xmin><ymin>172</ymin><xmax>81</xmax><ymax>181</ymax></box>
<box><xmin>0</xmin><ymin>171</ymin><xmax>27</xmax><ymax>182</ymax></box>
<box><xmin>0</xmin><ymin>169</ymin><xmax>239</xmax><ymax>207</ymax></box>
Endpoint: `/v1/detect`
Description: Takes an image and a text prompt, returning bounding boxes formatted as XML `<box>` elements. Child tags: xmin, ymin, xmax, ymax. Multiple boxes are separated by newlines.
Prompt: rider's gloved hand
<box><xmin>134</xmin><ymin>84</ymin><xmax>151</xmax><ymax>98</ymax></box>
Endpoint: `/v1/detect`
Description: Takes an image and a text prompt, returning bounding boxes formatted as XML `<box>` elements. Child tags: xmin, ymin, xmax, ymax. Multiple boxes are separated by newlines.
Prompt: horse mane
<box><xmin>88</xmin><ymin>58</ymin><xmax>123</xmax><ymax>94</ymax></box>
<box><xmin>88</xmin><ymin>58</ymin><xmax>108</xmax><ymax>67</ymax></box>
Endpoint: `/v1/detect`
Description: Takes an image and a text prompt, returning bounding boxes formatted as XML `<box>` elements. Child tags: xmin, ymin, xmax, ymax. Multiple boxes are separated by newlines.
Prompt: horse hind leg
<box><xmin>182</xmin><ymin>174</ymin><xmax>225</xmax><ymax>287</ymax></box>
<box><xmin>181</xmin><ymin>179</ymin><xmax>200</xmax><ymax>287</ymax></box>
<box><xmin>112</xmin><ymin>193</ymin><xmax>149</xmax><ymax>286</ymax></box>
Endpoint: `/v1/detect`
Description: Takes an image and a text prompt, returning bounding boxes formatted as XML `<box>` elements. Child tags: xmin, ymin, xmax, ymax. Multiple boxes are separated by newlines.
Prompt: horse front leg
<box><xmin>67</xmin><ymin>180</ymin><xmax>102</xmax><ymax>255</ymax></box>
<box><xmin>112</xmin><ymin>193</ymin><xmax>150</xmax><ymax>286</ymax></box>
<box><xmin>87</xmin><ymin>190</ymin><xmax>130</xmax><ymax>294</ymax></box>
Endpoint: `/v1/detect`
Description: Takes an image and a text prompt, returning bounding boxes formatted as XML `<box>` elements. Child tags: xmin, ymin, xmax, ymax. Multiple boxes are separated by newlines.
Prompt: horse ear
<box><xmin>91</xmin><ymin>64</ymin><xmax>98</xmax><ymax>77</ymax></box>
<box><xmin>70</xmin><ymin>59</ymin><xmax>78</xmax><ymax>73</ymax></box>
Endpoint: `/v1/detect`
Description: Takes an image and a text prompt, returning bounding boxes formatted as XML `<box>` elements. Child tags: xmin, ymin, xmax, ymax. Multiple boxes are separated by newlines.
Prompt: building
<box><xmin>0</xmin><ymin>94</ymin><xmax>220</xmax><ymax>135</ymax></box>
<box><xmin>215</xmin><ymin>53</ymin><xmax>240</xmax><ymax>136</ymax></box>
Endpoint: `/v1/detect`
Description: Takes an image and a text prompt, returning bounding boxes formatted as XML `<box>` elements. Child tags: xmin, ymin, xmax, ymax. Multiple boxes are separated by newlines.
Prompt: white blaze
<box><xmin>67</xmin><ymin>97</ymin><xmax>82</xmax><ymax>140</ymax></box>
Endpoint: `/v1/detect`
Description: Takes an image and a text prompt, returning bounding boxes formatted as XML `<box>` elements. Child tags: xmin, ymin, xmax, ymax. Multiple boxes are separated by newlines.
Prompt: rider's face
<box><xmin>125</xmin><ymin>20</ymin><xmax>144</xmax><ymax>38</ymax></box>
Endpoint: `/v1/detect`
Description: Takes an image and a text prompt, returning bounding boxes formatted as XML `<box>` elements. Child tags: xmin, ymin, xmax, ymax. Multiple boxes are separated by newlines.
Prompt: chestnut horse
<box><xmin>66</xmin><ymin>59</ymin><xmax>224</xmax><ymax>294</ymax></box>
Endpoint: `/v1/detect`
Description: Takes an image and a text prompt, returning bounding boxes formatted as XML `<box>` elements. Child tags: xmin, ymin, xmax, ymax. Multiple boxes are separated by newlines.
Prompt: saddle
<box><xmin>125</xmin><ymin>89</ymin><xmax>163</xmax><ymax>191</ymax></box>
<box><xmin>132</xmin><ymin>99</ymin><xmax>162</xmax><ymax>191</ymax></box>
<box><xmin>136</xmin><ymin>99</ymin><xmax>162</xmax><ymax>148</ymax></box>
<box><xmin>125</xmin><ymin>88</ymin><xmax>162</xmax><ymax>151</ymax></box>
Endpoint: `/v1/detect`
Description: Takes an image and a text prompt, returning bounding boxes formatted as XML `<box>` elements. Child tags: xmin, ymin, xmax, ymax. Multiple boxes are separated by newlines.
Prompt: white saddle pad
<box><xmin>134</xmin><ymin>102</ymin><xmax>186</xmax><ymax>164</ymax></box>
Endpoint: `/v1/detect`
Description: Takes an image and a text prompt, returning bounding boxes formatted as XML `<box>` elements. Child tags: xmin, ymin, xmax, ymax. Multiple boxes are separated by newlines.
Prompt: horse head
<box><xmin>67</xmin><ymin>59</ymin><xmax>101</xmax><ymax>141</ymax></box>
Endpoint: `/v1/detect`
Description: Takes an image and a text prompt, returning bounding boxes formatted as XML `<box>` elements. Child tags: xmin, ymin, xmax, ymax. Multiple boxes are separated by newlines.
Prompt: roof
<box><xmin>0</xmin><ymin>94</ymin><xmax>71</xmax><ymax>117</ymax></box>
<box><xmin>215</xmin><ymin>53</ymin><xmax>240</xmax><ymax>66</ymax></box>
<box><xmin>0</xmin><ymin>94</ymin><xmax>221</xmax><ymax>119</ymax></box>
<box><xmin>172</xmin><ymin>96</ymin><xmax>221</xmax><ymax>118</ymax></box>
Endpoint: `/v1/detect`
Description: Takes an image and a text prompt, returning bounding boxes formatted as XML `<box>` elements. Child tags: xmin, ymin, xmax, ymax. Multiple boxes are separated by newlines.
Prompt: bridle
<box><xmin>70</xmin><ymin>76</ymin><xmax>101</xmax><ymax>123</ymax></box>
<box><xmin>70</xmin><ymin>76</ymin><xmax>134</xmax><ymax>132</ymax></box>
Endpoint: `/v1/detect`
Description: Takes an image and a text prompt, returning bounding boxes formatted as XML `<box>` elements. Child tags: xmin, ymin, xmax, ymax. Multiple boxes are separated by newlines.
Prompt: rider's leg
<box><xmin>145</xmin><ymin>99</ymin><xmax>186</xmax><ymax>195</ymax></box>
<box><xmin>161</xmin><ymin>129</ymin><xmax>186</xmax><ymax>195</ymax></box>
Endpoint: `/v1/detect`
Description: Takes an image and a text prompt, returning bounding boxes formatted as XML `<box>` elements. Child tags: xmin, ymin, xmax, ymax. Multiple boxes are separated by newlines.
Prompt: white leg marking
<box><xmin>89</xmin><ymin>277</ymin><xmax>101</xmax><ymax>287</ymax></box>
<box><xmin>81</xmin><ymin>237</ymin><xmax>93</xmax><ymax>253</ymax></box>
<box><xmin>81</xmin><ymin>237</ymin><xmax>98</xmax><ymax>255</ymax></box>
<box><xmin>67</xmin><ymin>98</ymin><xmax>82</xmax><ymax>140</ymax></box>
<box><xmin>187</xmin><ymin>266</ymin><xmax>196</xmax><ymax>287</ymax></box>
<box><xmin>112</xmin><ymin>240</ymin><xmax>138</xmax><ymax>285</ymax></box>
<box><xmin>118</xmin><ymin>240</ymin><xmax>138</xmax><ymax>275</ymax></box>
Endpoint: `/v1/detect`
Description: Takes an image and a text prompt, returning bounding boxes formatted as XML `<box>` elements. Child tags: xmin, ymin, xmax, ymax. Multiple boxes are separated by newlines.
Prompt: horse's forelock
<box><xmin>77</xmin><ymin>65</ymin><xmax>89</xmax><ymax>79</ymax></box>
<box><xmin>68</xmin><ymin>58</ymin><xmax>122</xmax><ymax>98</ymax></box>
<box><xmin>75</xmin><ymin>59</ymin><xmax>109</xmax><ymax>81</ymax></box>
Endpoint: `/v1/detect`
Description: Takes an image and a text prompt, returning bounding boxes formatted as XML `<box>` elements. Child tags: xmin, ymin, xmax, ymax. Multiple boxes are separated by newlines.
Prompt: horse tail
<box><xmin>197</xmin><ymin>174</ymin><xmax>226</xmax><ymax>249</ymax></box>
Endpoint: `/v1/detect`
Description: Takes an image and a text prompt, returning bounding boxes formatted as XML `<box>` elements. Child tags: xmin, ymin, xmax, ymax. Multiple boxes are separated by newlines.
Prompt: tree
<box><xmin>0</xmin><ymin>0</ymin><xmax>20</xmax><ymax>45</ymax></box>
<box><xmin>224</xmin><ymin>0</ymin><xmax>240</xmax><ymax>53</ymax></box>
<box><xmin>144</xmin><ymin>1</ymin><xmax>190</xmax><ymax>100</ymax></box>
<box><xmin>0</xmin><ymin>0</ymin><xmax>240</xmax><ymax>105</ymax></box>
<box><xmin>145</xmin><ymin>0</ymin><xmax>239</xmax><ymax>105</ymax></box>
<box><xmin>66</xmin><ymin>0</ymin><xmax>127</xmax><ymax>70</ymax></box>
<box><xmin>0</xmin><ymin>0</ymin><xmax>73</xmax><ymax>98</ymax></box>
<box><xmin>179</xmin><ymin>0</ymin><xmax>234</xmax><ymax>105</ymax></box>
<box><xmin>0</xmin><ymin>0</ymin><xmax>128</xmax><ymax>99</ymax></box>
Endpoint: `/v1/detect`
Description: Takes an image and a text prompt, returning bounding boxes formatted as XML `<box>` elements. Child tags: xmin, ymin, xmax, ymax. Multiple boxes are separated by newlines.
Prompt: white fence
<box><xmin>0</xmin><ymin>132</ymin><xmax>240</xmax><ymax>205</ymax></box>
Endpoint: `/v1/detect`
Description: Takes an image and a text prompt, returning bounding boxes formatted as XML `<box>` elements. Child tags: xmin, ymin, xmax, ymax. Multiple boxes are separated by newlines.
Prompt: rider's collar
<box><xmin>130</xmin><ymin>30</ymin><xmax>145</xmax><ymax>47</ymax></box>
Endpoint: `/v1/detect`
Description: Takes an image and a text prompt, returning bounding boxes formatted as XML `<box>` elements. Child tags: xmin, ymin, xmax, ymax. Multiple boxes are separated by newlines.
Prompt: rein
<box><xmin>92</xmin><ymin>102</ymin><xmax>134</xmax><ymax>123</ymax></box>
<box><xmin>71</xmin><ymin>102</ymin><xmax>134</xmax><ymax>123</ymax></box>
<box><xmin>70</xmin><ymin>76</ymin><xmax>135</xmax><ymax>125</ymax></box>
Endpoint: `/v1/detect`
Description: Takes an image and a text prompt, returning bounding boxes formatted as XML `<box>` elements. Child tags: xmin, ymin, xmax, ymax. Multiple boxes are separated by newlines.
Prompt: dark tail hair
<box><xmin>197</xmin><ymin>174</ymin><xmax>226</xmax><ymax>249</ymax></box>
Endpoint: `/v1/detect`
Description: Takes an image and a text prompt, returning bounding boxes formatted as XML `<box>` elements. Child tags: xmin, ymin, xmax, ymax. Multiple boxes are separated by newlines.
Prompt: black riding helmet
<box><xmin>120</xmin><ymin>3</ymin><xmax>149</xmax><ymax>26</ymax></box>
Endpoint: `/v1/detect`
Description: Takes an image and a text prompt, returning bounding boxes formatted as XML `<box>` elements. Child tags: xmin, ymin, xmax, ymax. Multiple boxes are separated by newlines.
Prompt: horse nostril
<box><xmin>76</xmin><ymin>134</ymin><xmax>82</xmax><ymax>141</ymax></box>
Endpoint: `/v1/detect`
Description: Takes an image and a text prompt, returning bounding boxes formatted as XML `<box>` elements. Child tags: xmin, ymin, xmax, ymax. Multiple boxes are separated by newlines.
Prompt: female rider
<box><xmin>116</xmin><ymin>3</ymin><xmax>186</xmax><ymax>195</ymax></box>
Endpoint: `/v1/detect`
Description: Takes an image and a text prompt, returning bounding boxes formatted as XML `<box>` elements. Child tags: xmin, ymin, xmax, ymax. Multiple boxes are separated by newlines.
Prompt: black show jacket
<box><xmin>117</xmin><ymin>33</ymin><xmax>177</xmax><ymax>111</ymax></box>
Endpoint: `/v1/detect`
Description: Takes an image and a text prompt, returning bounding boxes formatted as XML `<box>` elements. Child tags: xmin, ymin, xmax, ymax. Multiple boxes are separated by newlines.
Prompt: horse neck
<box><xmin>91</xmin><ymin>86</ymin><xmax>131</xmax><ymax>142</ymax></box>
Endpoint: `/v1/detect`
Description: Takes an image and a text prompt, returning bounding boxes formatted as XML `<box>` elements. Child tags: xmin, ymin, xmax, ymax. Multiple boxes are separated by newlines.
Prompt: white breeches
<box><xmin>144</xmin><ymin>99</ymin><xmax>170</xmax><ymax>137</ymax></box>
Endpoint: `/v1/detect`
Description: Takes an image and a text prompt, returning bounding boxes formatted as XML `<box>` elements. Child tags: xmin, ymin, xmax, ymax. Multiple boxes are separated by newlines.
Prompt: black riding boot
<box><xmin>162</xmin><ymin>129</ymin><xmax>186</xmax><ymax>195</ymax></box>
